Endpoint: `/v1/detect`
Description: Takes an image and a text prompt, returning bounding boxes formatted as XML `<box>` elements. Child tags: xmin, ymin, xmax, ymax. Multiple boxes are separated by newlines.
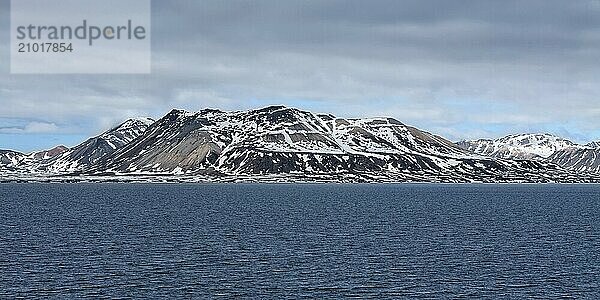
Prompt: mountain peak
<box><xmin>129</xmin><ymin>117</ymin><xmax>155</xmax><ymax>125</ymax></box>
<box><xmin>110</xmin><ymin>117</ymin><xmax>154</xmax><ymax>132</ymax></box>
<box><xmin>165</xmin><ymin>108</ymin><xmax>192</xmax><ymax>117</ymax></box>
<box><xmin>32</xmin><ymin>145</ymin><xmax>69</xmax><ymax>160</ymax></box>
<box><xmin>251</xmin><ymin>105</ymin><xmax>289</xmax><ymax>113</ymax></box>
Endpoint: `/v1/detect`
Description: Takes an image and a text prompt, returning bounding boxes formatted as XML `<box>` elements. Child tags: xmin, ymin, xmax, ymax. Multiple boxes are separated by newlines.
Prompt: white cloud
<box><xmin>0</xmin><ymin>122</ymin><xmax>59</xmax><ymax>134</ymax></box>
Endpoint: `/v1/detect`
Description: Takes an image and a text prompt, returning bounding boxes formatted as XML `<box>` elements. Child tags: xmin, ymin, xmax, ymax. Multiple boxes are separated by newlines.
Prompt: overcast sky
<box><xmin>2</xmin><ymin>0</ymin><xmax>600</xmax><ymax>152</ymax></box>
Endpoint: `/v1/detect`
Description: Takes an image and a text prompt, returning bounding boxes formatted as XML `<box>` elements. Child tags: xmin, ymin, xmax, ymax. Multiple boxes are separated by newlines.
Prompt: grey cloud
<box><xmin>2</xmin><ymin>0</ymin><xmax>600</xmax><ymax>144</ymax></box>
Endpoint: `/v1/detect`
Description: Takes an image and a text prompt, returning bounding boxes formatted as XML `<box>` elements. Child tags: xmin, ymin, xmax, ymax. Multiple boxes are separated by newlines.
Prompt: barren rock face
<box><xmin>33</xmin><ymin>145</ymin><xmax>69</xmax><ymax>160</ymax></box>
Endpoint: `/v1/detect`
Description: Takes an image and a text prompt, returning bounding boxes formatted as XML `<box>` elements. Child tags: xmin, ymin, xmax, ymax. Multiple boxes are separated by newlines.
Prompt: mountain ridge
<box><xmin>458</xmin><ymin>133</ymin><xmax>600</xmax><ymax>174</ymax></box>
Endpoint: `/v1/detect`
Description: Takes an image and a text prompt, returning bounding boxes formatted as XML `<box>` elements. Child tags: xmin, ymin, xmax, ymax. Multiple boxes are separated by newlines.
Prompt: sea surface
<box><xmin>1</xmin><ymin>184</ymin><xmax>599</xmax><ymax>299</ymax></box>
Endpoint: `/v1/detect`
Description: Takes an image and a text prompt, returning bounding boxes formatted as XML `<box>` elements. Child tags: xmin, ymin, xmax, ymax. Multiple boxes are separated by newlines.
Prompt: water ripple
<box><xmin>1</xmin><ymin>183</ymin><xmax>599</xmax><ymax>298</ymax></box>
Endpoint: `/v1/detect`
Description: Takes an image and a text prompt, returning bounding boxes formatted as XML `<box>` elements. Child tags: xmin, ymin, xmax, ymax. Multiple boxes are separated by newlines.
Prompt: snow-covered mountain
<box><xmin>0</xmin><ymin>150</ymin><xmax>26</xmax><ymax>170</ymax></box>
<box><xmin>43</xmin><ymin>117</ymin><xmax>154</xmax><ymax>172</ymax></box>
<box><xmin>0</xmin><ymin>118</ymin><xmax>153</xmax><ymax>175</ymax></box>
<box><xmin>90</xmin><ymin>106</ymin><xmax>484</xmax><ymax>176</ymax></box>
<box><xmin>457</xmin><ymin>134</ymin><xmax>579</xmax><ymax>160</ymax></box>
<box><xmin>457</xmin><ymin>133</ymin><xmax>600</xmax><ymax>174</ymax></box>
<box><xmin>1</xmin><ymin>145</ymin><xmax>69</xmax><ymax>172</ymax></box>
<box><xmin>2</xmin><ymin>107</ymin><xmax>600</xmax><ymax>183</ymax></box>
<box><xmin>73</xmin><ymin>106</ymin><xmax>593</xmax><ymax>182</ymax></box>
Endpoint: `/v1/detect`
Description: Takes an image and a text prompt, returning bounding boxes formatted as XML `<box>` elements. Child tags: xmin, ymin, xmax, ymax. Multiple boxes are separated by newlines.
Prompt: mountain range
<box><xmin>458</xmin><ymin>134</ymin><xmax>600</xmax><ymax>173</ymax></box>
<box><xmin>2</xmin><ymin>106</ymin><xmax>600</xmax><ymax>183</ymax></box>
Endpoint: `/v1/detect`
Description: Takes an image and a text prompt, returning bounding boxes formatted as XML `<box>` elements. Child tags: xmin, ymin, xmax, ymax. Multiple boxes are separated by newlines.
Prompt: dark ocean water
<box><xmin>1</xmin><ymin>184</ymin><xmax>599</xmax><ymax>299</ymax></box>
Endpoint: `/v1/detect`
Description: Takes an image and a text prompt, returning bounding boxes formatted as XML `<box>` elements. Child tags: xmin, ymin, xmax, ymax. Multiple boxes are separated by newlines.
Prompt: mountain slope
<box><xmin>548</xmin><ymin>147</ymin><xmax>600</xmax><ymax>173</ymax></box>
<box><xmin>586</xmin><ymin>141</ymin><xmax>600</xmax><ymax>148</ymax></box>
<box><xmin>2</xmin><ymin>146</ymin><xmax>70</xmax><ymax>173</ymax></box>
<box><xmin>43</xmin><ymin>118</ymin><xmax>154</xmax><ymax>172</ymax></box>
<box><xmin>0</xmin><ymin>150</ymin><xmax>26</xmax><ymax>170</ymax></box>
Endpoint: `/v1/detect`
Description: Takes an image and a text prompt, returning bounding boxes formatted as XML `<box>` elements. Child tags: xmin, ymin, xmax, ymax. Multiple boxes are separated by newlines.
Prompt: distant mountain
<box><xmin>2</xmin><ymin>107</ymin><xmax>600</xmax><ymax>183</ymax></box>
<box><xmin>1</xmin><ymin>145</ymin><xmax>70</xmax><ymax>173</ymax></box>
<box><xmin>457</xmin><ymin>134</ymin><xmax>579</xmax><ymax>160</ymax></box>
<box><xmin>458</xmin><ymin>133</ymin><xmax>600</xmax><ymax>174</ymax></box>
